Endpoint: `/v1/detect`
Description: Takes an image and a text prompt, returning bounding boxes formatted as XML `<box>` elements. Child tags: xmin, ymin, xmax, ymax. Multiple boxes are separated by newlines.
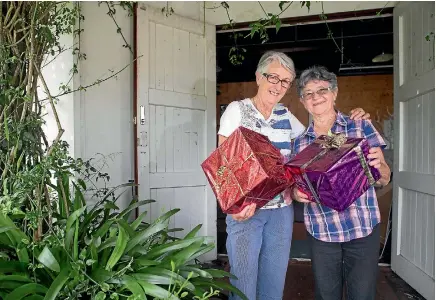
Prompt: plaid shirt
<box><xmin>291</xmin><ymin>111</ymin><xmax>386</xmax><ymax>243</ymax></box>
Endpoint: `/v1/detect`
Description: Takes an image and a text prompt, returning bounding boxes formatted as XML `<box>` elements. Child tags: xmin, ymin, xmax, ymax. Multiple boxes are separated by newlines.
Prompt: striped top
<box><xmin>218</xmin><ymin>98</ymin><xmax>305</xmax><ymax>209</ymax></box>
<box><xmin>291</xmin><ymin>111</ymin><xmax>386</xmax><ymax>242</ymax></box>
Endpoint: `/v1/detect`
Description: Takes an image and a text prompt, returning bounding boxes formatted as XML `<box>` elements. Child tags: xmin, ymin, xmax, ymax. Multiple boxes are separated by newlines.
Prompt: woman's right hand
<box><xmin>231</xmin><ymin>203</ymin><xmax>256</xmax><ymax>222</ymax></box>
<box><xmin>292</xmin><ymin>187</ymin><xmax>311</xmax><ymax>203</ymax></box>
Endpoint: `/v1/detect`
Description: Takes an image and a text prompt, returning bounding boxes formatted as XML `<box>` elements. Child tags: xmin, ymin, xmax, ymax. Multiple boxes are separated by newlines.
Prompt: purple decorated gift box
<box><xmin>285</xmin><ymin>133</ymin><xmax>381</xmax><ymax>212</ymax></box>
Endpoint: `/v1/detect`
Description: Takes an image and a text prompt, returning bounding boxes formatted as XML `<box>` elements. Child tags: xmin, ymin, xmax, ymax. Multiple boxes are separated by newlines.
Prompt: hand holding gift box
<box><xmin>201</xmin><ymin>126</ymin><xmax>294</xmax><ymax>214</ymax></box>
<box><xmin>285</xmin><ymin>133</ymin><xmax>381</xmax><ymax>212</ymax></box>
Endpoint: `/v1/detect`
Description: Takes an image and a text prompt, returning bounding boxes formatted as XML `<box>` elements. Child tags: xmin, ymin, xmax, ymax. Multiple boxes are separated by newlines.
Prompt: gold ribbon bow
<box><xmin>318</xmin><ymin>133</ymin><xmax>348</xmax><ymax>149</ymax></box>
<box><xmin>301</xmin><ymin>133</ymin><xmax>348</xmax><ymax>204</ymax></box>
<box><xmin>300</xmin><ymin>132</ymin><xmax>377</xmax><ymax>205</ymax></box>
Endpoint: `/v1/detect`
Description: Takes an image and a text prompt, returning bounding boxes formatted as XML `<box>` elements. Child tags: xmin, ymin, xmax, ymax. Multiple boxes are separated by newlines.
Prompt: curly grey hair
<box><xmin>297</xmin><ymin>66</ymin><xmax>338</xmax><ymax>97</ymax></box>
<box><xmin>256</xmin><ymin>51</ymin><xmax>296</xmax><ymax>79</ymax></box>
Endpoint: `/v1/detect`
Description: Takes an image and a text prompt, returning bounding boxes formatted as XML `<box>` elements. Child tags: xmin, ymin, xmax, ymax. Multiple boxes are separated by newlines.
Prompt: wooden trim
<box><xmin>133</xmin><ymin>2</ymin><xmax>139</xmax><ymax>218</ymax></box>
<box><xmin>136</xmin><ymin>4</ymin><xmax>152</xmax><ymax>218</ymax></box>
<box><xmin>216</xmin><ymin>7</ymin><xmax>394</xmax><ymax>31</ymax></box>
<box><xmin>397</xmin><ymin>71</ymin><xmax>435</xmax><ymax>102</ymax></box>
<box><xmin>138</xmin><ymin>4</ymin><xmax>205</xmax><ymax>35</ymax></box>
<box><xmin>395</xmin><ymin>172</ymin><xmax>435</xmax><ymax>196</ymax></box>
<box><xmin>205</xmin><ymin>22</ymin><xmax>218</xmax><ymax>261</ymax></box>
<box><xmin>149</xmin><ymin>89</ymin><xmax>207</xmax><ymax>110</ymax></box>
<box><xmin>149</xmin><ymin>172</ymin><xmax>206</xmax><ymax>189</ymax></box>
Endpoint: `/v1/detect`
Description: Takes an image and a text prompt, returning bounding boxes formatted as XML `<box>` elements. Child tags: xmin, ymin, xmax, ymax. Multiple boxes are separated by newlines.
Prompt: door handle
<box><xmin>140</xmin><ymin>105</ymin><xmax>145</xmax><ymax>125</ymax></box>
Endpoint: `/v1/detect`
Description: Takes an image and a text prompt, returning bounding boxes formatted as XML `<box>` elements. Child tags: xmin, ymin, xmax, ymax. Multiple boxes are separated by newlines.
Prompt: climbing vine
<box><xmin>0</xmin><ymin>0</ymin><xmax>138</xmax><ymax>232</ymax></box>
<box><xmin>425</xmin><ymin>30</ymin><xmax>435</xmax><ymax>62</ymax></box>
<box><xmin>209</xmin><ymin>1</ymin><xmax>392</xmax><ymax>65</ymax></box>
<box><xmin>214</xmin><ymin>1</ymin><xmax>308</xmax><ymax>65</ymax></box>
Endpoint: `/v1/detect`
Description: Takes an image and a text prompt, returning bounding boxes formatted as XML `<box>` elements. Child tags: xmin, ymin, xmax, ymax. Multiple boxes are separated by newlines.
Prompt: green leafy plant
<box><xmin>0</xmin><ymin>170</ymin><xmax>246</xmax><ymax>299</ymax></box>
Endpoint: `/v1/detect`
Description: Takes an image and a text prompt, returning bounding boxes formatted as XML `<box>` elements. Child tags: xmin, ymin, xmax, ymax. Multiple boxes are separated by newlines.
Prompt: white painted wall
<box><xmin>42</xmin><ymin>2</ymin><xmax>134</xmax><ymax>209</ymax></box>
<box><xmin>41</xmin><ymin>33</ymin><xmax>76</xmax><ymax>157</ymax></box>
<box><xmin>77</xmin><ymin>2</ymin><xmax>134</xmax><ymax>209</ymax></box>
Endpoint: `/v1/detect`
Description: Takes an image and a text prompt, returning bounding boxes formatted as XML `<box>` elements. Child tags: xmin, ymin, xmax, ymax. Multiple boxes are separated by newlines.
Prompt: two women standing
<box><xmin>218</xmin><ymin>51</ymin><xmax>389</xmax><ymax>300</ymax></box>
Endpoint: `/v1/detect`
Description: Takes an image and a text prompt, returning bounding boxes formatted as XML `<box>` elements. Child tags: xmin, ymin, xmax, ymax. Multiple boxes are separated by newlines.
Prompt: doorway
<box><xmin>215</xmin><ymin>9</ymin><xmax>395</xmax><ymax>260</ymax></box>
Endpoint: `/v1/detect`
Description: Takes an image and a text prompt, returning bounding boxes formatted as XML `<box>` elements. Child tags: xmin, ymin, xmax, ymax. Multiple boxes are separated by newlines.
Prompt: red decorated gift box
<box><xmin>285</xmin><ymin>133</ymin><xmax>381</xmax><ymax>212</ymax></box>
<box><xmin>201</xmin><ymin>126</ymin><xmax>294</xmax><ymax>214</ymax></box>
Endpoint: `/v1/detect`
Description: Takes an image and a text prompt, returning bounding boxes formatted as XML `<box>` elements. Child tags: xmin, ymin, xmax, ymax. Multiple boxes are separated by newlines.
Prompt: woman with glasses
<box><xmin>218</xmin><ymin>52</ymin><xmax>370</xmax><ymax>300</ymax></box>
<box><xmin>291</xmin><ymin>65</ymin><xmax>391</xmax><ymax>300</ymax></box>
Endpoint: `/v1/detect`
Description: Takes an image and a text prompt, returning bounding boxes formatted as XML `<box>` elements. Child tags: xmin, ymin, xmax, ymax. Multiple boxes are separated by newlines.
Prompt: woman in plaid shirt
<box><xmin>291</xmin><ymin>66</ymin><xmax>391</xmax><ymax>300</ymax></box>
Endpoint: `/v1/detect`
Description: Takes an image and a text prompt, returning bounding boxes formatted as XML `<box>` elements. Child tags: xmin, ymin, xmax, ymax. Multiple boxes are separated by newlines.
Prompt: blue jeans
<box><xmin>226</xmin><ymin>204</ymin><xmax>294</xmax><ymax>300</ymax></box>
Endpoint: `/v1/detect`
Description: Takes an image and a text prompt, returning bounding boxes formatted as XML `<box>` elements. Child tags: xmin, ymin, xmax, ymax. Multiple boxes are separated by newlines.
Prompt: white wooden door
<box><xmin>136</xmin><ymin>5</ymin><xmax>217</xmax><ymax>260</ymax></box>
<box><xmin>392</xmin><ymin>2</ymin><xmax>435</xmax><ymax>299</ymax></box>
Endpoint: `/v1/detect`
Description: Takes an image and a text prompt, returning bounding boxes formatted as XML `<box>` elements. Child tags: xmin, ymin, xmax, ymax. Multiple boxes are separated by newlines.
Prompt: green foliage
<box><xmin>0</xmin><ymin>1</ymin><xmax>246</xmax><ymax>299</ymax></box>
<box><xmin>161</xmin><ymin>2</ymin><xmax>175</xmax><ymax>18</ymax></box>
<box><xmin>99</xmin><ymin>1</ymin><xmax>135</xmax><ymax>53</ymax></box>
<box><xmin>300</xmin><ymin>1</ymin><xmax>311</xmax><ymax>11</ymax></box>
<box><xmin>215</xmin><ymin>1</ymin><xmax>388</xmax><ymax>65</ymax></box>
<box><xmin>217</xmin><ymin>1</ymin><xmax>306</xmax><ymax>65</ymax></box>
<box><xmin>0</xmin><ymin>149</ymin><xmax>245</xmax><ymax>299</ymax></box>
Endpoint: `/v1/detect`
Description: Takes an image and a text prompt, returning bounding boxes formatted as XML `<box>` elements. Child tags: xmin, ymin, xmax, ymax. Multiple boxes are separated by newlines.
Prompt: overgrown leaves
<box><xmin>300</xmin><ymin>1</ymin><xmax>311</xmax><ymax>11</ymax></box>
<box><xmin>279</xmin><ymin>1</ymin><xmax>291</xmax><ymax>11</ymax></box>
<box><xmin>220</xmin><ymin>1</ymin><xmax>313</xmax><ymax>65</ymax></box>
<box><xmin>37</xmin><ymin>247</ymin><xmax>60</xmax><ymax>273</ymax></box>
<box><xmin>0</xmin><ymin>179</ymin><xmax>246</xmax><ymax>300</ymax></box>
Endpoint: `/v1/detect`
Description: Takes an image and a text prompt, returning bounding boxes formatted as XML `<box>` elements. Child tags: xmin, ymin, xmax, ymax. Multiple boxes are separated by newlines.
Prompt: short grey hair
<box><xmin>256</xmin><ymin>51</ymin><xmax>296</xmax><ymax>79</ymax></box>
<box><xmin>297</xmin><ymin>66</ymin><xmax>338</xmax><ymax>97</ymax></box>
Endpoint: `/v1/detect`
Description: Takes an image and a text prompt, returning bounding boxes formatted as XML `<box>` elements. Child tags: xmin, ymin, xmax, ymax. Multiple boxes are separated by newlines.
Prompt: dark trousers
<box><xmin>308</xmin><ymin>224</ymin><xmax>380</xmax><ymax>300</ymax></box>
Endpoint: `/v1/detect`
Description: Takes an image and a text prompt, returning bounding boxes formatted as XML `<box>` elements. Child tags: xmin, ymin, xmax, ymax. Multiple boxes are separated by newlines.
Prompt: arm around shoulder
<box><xmin>288</xmin><ymin>111</ymin><xmax>306</xmax><ymax>139</ymax></box>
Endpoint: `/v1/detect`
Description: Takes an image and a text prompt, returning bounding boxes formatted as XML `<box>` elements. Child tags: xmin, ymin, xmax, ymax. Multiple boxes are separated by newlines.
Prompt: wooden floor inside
<box><xmin>212</xmin><ymin>258</ymin><xmax>425</xmax><ymax>300</ymax></box>
<box><xmin>282</xmin><ymin>260</ymin><xmax>425</xmax><ymax>300</ymax></box>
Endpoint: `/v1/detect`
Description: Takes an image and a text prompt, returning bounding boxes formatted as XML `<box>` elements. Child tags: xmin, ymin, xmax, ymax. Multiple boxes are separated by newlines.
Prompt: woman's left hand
<box><xmin>367</xmin><ymin>147</ymin><xmax>391</xmax><ymax>185</ymax></box>
<box><xmin>350</xmin><ymin>108</ymin><xmax>371</xmax><ymax>120</ymax></box>
<box><xmin>367</xmin><ymin>147</ymin><xmax>385</xmax><ymax>169</ymax></box>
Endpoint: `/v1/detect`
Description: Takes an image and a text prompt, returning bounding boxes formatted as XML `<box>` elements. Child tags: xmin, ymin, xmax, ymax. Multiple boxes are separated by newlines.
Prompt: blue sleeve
<box><xmin>362</xmin><ymin>120</ymin><xmax>387</xmax><ymax>149</ymax></box>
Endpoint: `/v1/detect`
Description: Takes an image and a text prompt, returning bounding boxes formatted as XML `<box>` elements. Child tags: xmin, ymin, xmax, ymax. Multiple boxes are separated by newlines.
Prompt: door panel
<box><xmin>136</xmin><ymin>4</ymin><xmax>217</xmax><ymax>260</ymax></box>
<box><xmin>392</xmin><ymin>2</ymin><xmax>435</xmax><ymax>299</ymax></box>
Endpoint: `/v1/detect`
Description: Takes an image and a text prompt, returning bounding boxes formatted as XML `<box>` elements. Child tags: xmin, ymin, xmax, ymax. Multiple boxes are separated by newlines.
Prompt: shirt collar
<box><xmin>303</xmin><ymin>110</ymin><xmax>348</xmax><ymax>138</ymax></box>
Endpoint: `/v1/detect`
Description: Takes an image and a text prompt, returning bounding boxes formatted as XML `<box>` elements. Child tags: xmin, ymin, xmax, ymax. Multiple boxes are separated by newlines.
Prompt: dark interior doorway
<box><xmin>215</xmin><ymin>9</ymin><xmax>394</xmax><ymax>259</ymax></box>
<box><xmin>216</xmin><ymin>9</ymin><xmax>394</xmax><ymax>82</ymax></box>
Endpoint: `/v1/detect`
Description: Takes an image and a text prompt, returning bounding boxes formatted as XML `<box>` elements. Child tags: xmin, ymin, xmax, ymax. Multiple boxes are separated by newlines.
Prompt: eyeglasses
<box><xmin>262</xmin><ymin>73</ymin><xmax>292</xmax><ymax>89</ymax></box>
<box><xmin>301</xmin><ymin>87</ymin><xmax>331</xmax><ymax>101</ymax></box>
